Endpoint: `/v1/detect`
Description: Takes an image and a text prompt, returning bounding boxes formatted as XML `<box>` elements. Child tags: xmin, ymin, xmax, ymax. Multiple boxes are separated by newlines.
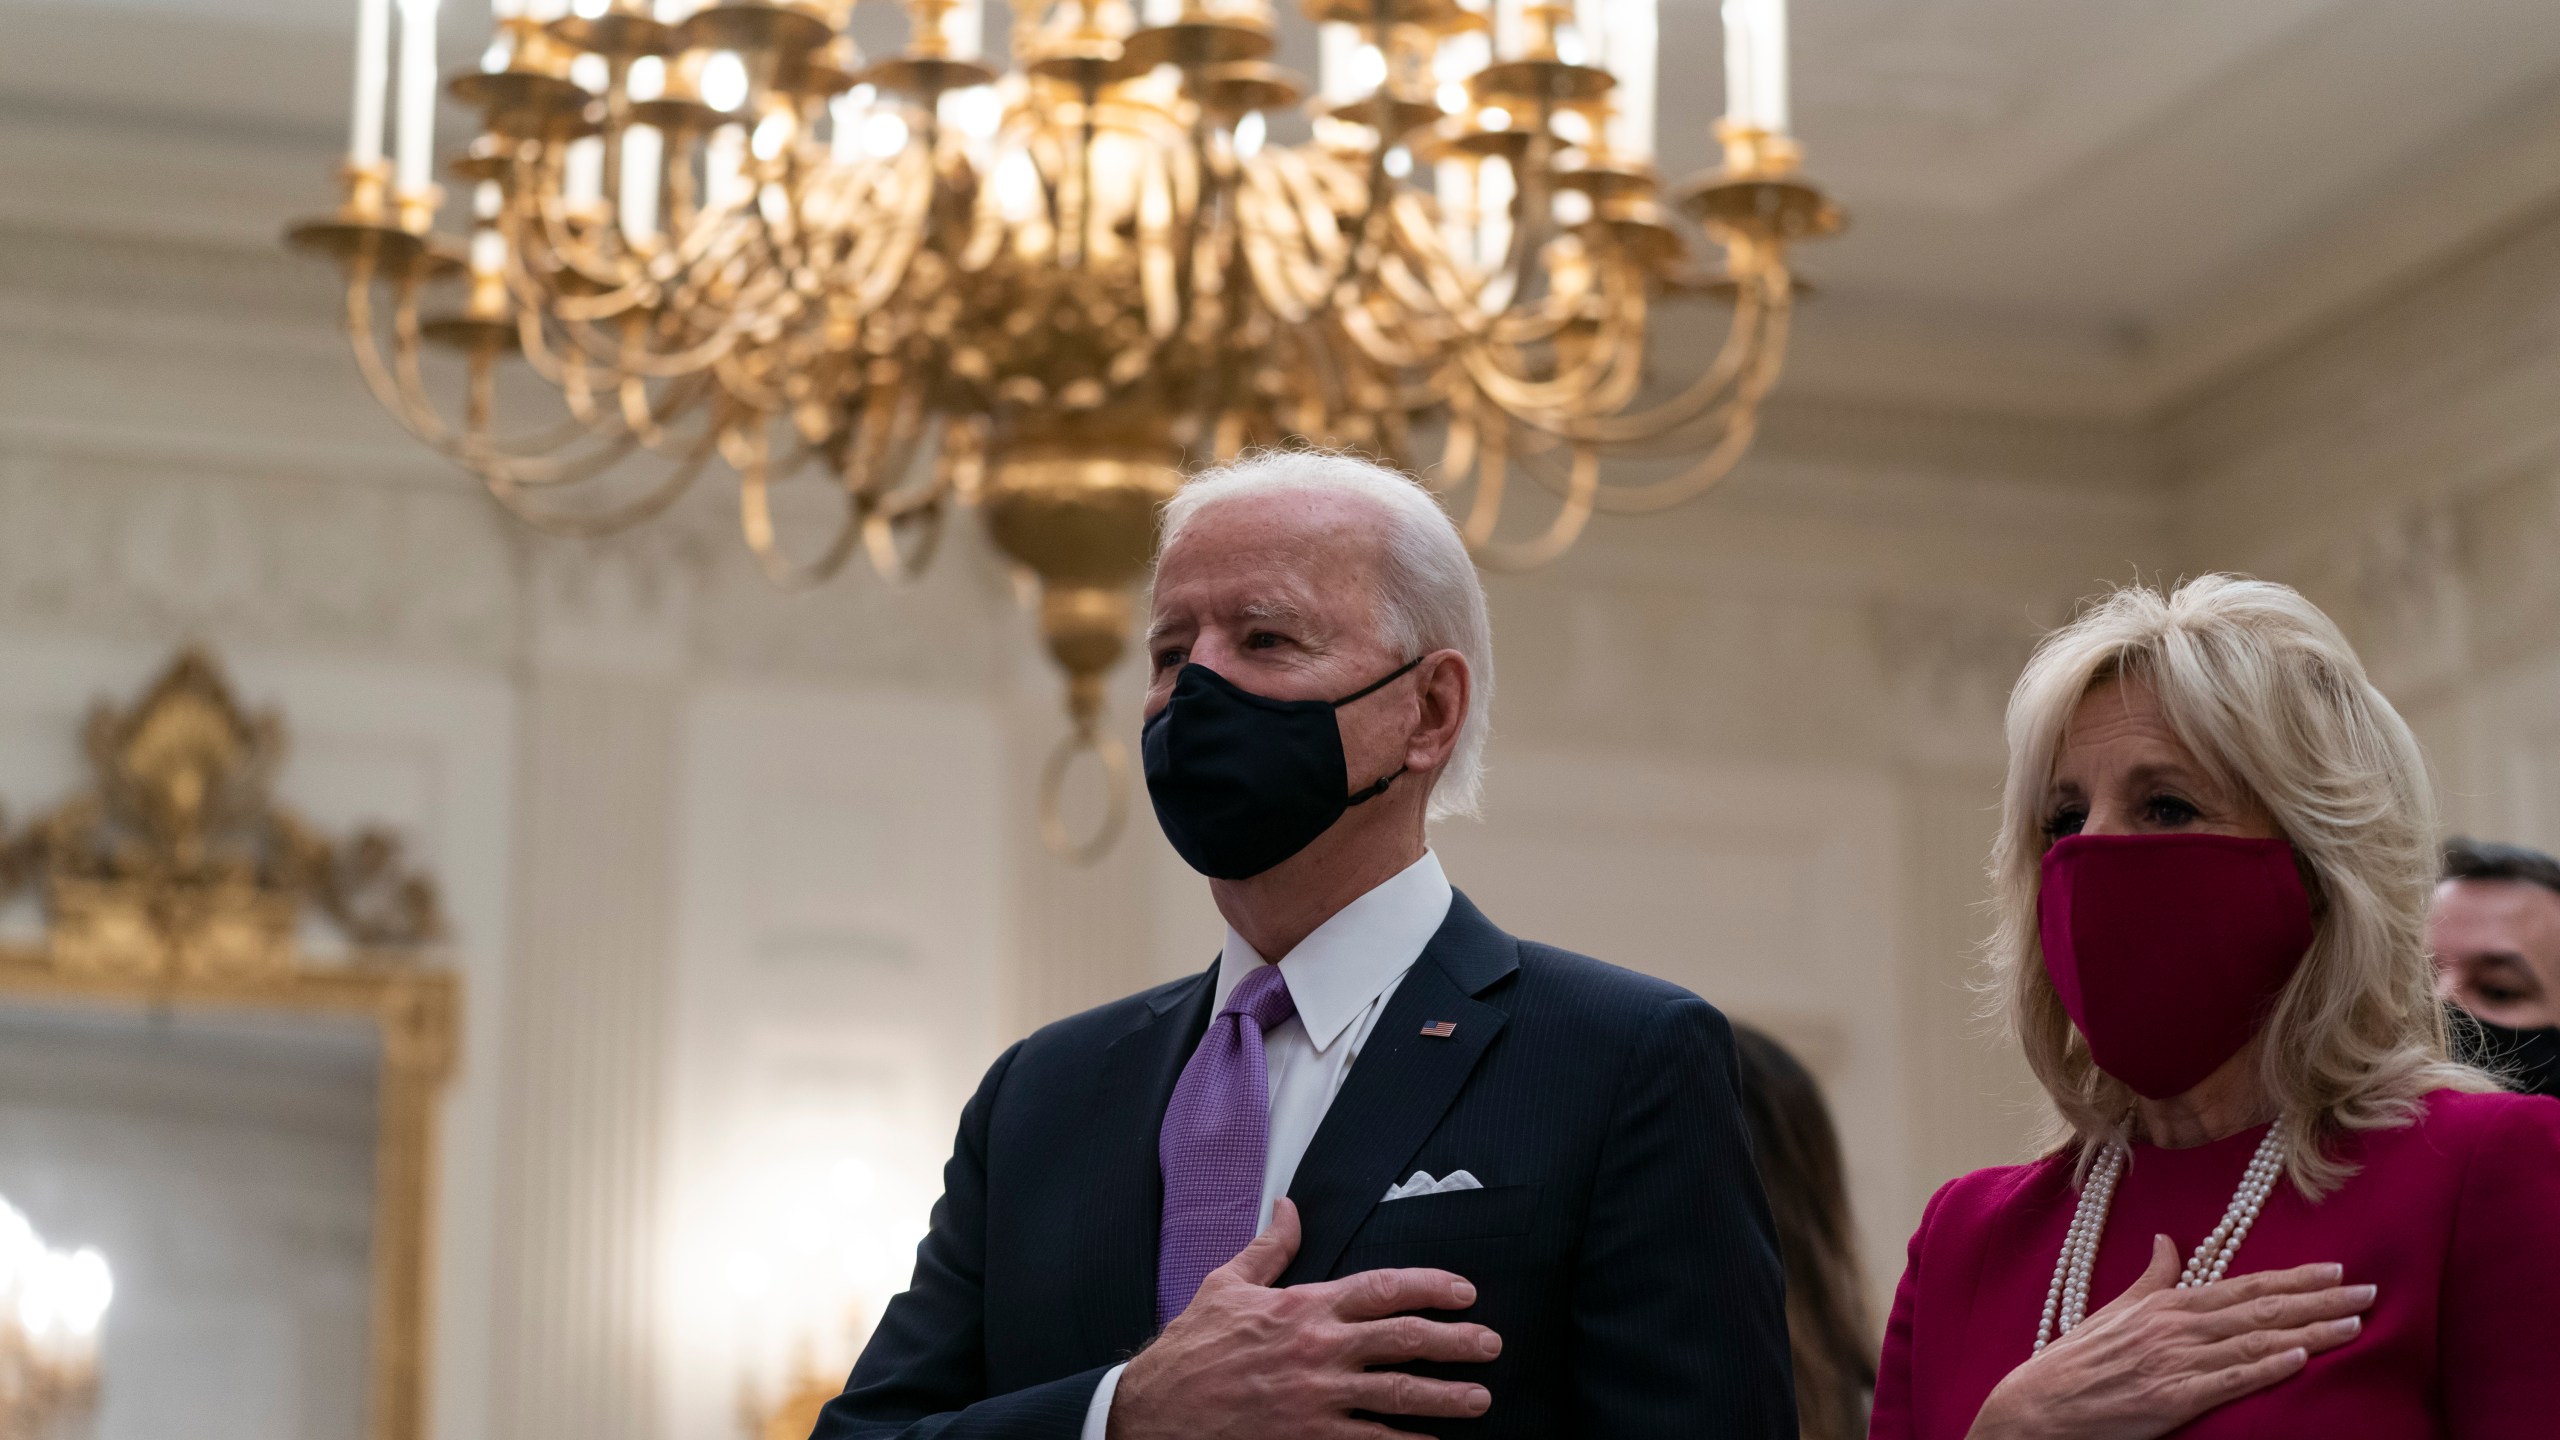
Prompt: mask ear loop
<box><xmin>1328</xmin><ymin>654</ymin><xmax>1425</xmax><ymax>707</ymax></box>
<box><xmin>1334</xmin><ymin>655</ymin><xmax>1427</xmax><ymax>806</ymax></box>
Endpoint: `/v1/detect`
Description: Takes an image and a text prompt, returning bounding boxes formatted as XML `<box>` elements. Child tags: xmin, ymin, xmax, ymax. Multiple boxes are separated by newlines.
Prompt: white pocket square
<box><xmin>1382</xmin><ymin>1169</ymin><xmax>1483</xmax><ymax>1202</ymax></box>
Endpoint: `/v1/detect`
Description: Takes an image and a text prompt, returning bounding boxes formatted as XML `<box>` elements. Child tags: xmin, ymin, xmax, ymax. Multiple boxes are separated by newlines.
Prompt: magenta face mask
<box><xmin>2037</xmin><ymin>833</ymin><xmax>2316</xmax><ymax>1100</ymax></box>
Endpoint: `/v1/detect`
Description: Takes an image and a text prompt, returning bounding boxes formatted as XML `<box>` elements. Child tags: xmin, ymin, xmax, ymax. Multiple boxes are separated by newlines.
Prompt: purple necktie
<box><xmin>1156</xmin><ymin>961</ymin><xmax>1297</xmax><ymax>1326</ymax></box>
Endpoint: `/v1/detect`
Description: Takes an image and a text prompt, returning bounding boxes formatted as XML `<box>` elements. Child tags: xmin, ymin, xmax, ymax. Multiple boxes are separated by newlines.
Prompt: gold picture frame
<box><xmin>0</xmin><ymin>648</ymin><xmax>458</xmax><ymax>1440</ymax></box>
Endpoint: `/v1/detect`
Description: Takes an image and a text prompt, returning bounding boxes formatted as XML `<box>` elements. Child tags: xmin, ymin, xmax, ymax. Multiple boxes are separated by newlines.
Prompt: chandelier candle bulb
<box><xmin>1720</xmin><ymin>0</ymin><xmax>1786</xmax><ymax>134</ymax></box>
<box><xmin>394</xmin><ymin>0</ymin><xmax>440</xmax><ymax>201</ymax></box>
<box><xmin>471</xmin><ymin>180</ymin><xmax>505</xmax><ymax>273</ymax></box>
<box><xmin>349</xmin><ymin>0</ymin><xmax>392</xmax><ymax>169</ymax></box>
<box><xmin>942</xmin><ymin>0</ymin><xmax>985</xmax><ymax>61</ymax></box>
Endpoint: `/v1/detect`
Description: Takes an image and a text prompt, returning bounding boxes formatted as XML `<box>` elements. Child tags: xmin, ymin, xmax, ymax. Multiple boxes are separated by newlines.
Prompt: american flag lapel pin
<box><xmin>1420</xmin><ymin>1020</ymin><xmax>1457</xmax><ymax>1038</ymax></box>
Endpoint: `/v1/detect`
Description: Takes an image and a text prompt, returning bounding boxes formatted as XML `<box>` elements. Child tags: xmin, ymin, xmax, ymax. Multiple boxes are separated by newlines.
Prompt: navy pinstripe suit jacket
<box><xmin>814</xmin><ymin>890</ymin><xmax>1797</xmax><ymax>1438</ymax></box>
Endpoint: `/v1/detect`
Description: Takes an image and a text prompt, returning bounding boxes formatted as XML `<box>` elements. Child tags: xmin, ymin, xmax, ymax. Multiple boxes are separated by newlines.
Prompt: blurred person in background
<box><xmin>2430</xmin><ymin>838</ymin><xmax>2560</xmax><ymax>1098</ymax></box>
<box><xmin>1732</xmin><ymin>1024</ymin><xmax>1875</xmax><ymax>1440</ymax></box>
<box><xmin>1872</xmin><ymin>576</ymin><xmax>2560</xmax><ymax>1440</ymax></box>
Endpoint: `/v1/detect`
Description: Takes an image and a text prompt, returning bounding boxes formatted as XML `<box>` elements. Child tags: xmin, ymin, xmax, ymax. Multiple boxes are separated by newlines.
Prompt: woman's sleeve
<box><xmin>1868</xmin><ymin>1178</ymin><xmax>1954</xmax><ymax>1440</ymax></box>
<box><xmin>2440</xmin><ymin>1094</ymin><xmax>2560</xmax><ymax>1437</ymax></box>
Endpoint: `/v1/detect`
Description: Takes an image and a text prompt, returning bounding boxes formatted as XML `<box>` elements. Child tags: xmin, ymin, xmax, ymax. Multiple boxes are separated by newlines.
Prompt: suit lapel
<box><xmin>1280</xmin><ymin>891</ymin><xmax>1519</xmax><ymax>1285</ymax></box>
<box><xmin>1074</xmin><ymin>964</ymin><xmax>1215</xmax><ymax>1354</ymax></box>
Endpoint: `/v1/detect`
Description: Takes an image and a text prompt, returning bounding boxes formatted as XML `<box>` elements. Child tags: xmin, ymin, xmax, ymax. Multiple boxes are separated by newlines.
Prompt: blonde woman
<box><xmin>1871</xmin><ymin>576</ymin><xmax>2560</xmax><ymax>1440</ymax></box>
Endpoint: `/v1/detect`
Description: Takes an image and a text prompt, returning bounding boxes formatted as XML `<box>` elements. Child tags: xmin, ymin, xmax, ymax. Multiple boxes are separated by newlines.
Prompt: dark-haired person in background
<box><xmin>2431</xmin><ymin>837</ymin><xmax>2560</xmax><ymax>1097</ymax></box>
<box><xmin>1730</xmin><ymin>1025</ymin><xmax>1875</xmax><ymax>1440</ymax></box>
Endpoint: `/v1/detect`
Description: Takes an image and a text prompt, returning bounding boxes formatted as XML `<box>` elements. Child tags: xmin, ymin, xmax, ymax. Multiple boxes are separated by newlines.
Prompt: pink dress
<box><xmin>1870</xmin><ymin>1090</ymin><xmax>2560</xmax><ymax>1439</ymax></box>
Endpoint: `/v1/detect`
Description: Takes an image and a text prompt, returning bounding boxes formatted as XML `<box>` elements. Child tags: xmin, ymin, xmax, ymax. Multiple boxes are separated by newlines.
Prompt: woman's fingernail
<box><xmin>2327</xmin><ymin>1316</ymin><xmax>2361</xmax><ymax>1338</ymax></box>
<box><xmin>2317</xmin><ymin>1263</ymin><xmax>2345</xmax><ymax>1282</ymax></box>
<box><xmin>2348</xmin><ymin>1284</ymin><xmax>2377</xmax><ymax>1304</ymax></box>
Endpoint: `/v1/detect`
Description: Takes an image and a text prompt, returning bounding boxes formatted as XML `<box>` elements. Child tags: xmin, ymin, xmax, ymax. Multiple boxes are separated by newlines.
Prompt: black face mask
<box><xmin>2447</xmin><ymin>1005</ymin><xmax>2560</xmax><ymax>1098</ymax></box>
<box><xmin>1142</xmin><ymin>658</ymin><xmax>1421</xmax><ymax>880</ymax></box>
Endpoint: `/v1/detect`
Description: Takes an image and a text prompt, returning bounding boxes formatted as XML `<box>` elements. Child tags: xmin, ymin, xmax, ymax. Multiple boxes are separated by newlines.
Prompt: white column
<box><xmin>489</xmin><ymin>542</ymin><xmax>692</xmax><ymax>1440</ymax></box>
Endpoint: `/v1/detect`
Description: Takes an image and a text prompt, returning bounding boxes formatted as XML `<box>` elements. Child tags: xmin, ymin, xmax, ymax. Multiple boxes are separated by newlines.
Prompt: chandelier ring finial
<box><xmin>1037</xmin><ymin>726</ymin><xmax>1131</xmax><ymax>866</ymax></box>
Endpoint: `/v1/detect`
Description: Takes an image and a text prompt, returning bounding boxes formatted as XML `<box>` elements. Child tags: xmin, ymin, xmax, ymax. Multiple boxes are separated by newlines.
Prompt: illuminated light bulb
<box><xmin>573</xmin><ymin>0</ymin><xmax>608</xmax><ymax>16</ymax></box>
<box><xmin>1553</xmin><ymin>187</ymin><xmax>1592</xmax><ymax>224</ymax></box>
<box><xmin>1436</xmin><ymin>81</ymin><xmax>1468</xmax><ymax>113</ymax></box>
<box><xmin>1349</xmin><ymin>44</ymin><xmax>1387</xmax><ymax>92</ymax></box>
<box><xmin>859</xmin><ymin>110</ymin><xmax>909</xmax><ymax>158</ymax></box>
<box><xmin>1552</xmin><ymin>108</ymin><xmax>1592</xmax><ymax>145</ymax></box>
<box><xmin>1479</xmin><ymin>105</ymin><xmax>1511</xmax><ymax>130</ymax></box>
<box><xmin>60</xmin><ymin>1249</ymin><xmax>111</xmax><ymax>1337</ymax></box>
<box><xmin>629</xmin><ymin>55</ymin><xmax>665</xmax><ymax>101</ymax></box>
<box><xmin>700</xmin><ymin>50</ymin><xmax>750</xmax><ymax>112</ymax></box>
<box><xmin>753</xmin><ymin>110</ymin><xmax>796</xmax><ymax>160</ymax></box>
<box><xmin>1234</xmin><ymin>110</ymin><xmax>1266</xmax><ymax>158</ymax></box>
<box><xmin>942</xmin><ymin>86</ymin><xmax>1001</xmax><ymax>142</ymax></box>
<box><xmin>1384</xmin><ymin>146</ymin><xmax>1412</xmax><ymax>178</ymax></box>
<box><xmin>480</xmin><ymin>34</ymin><xmax>512</xmax><ymax>72</ymax></box>
<box><xmin>994</xmin><ymin>150</ymin><xmax>1042</xmax><ymax>221</ymax></box>
<box><xmin>570</xmin><ymin>51</ymin><xmax>608</xmax><ymax>93</ymax></box>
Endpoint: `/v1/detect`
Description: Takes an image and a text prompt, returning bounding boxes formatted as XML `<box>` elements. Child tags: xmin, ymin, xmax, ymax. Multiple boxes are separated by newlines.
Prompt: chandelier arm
<box><xmin>1038</xmin><ymin>724</ymin><xmax>1130</xmax><ymax>866</ymax></box>
<box><xmin>1500</xmin><ymin>266</ymin><xmax>1778</xmax><ymax>444</ymax></box>
<box><xmin>347</xmin><ymin>257</ymin><xmax>691</xmax><ymax>478</ymax></box>
<box><xmin>1465</xmin><ymin>439</ymin><xmax>1602</xmax><ymax>573</ymax></box>
<box><xmin>738</xmin><ymin>439</ymin><xmax>867</xmax><ymax>592</ymax></box>
<box><xmin>1446</xmin><ymin>391</ymin><xmax>1510</xmax><ymax>547</ymax></box>
<box><xmin>1461</xmin><ymin>270</ymin><xmax>1653</xmax><ymax>419</ymax></box>
<box><xmin>857</xmin><ymin>413</ymin><xmax>971</xmax><ymax>583</ymax></box>
<box><xmin>1565</xmin><ymin>318</ymin><xmax>1790</xmax><ymax>515</ymax></box>
<box><xmin>340</xmin><ymin>261</ymin><xmax>463</xmax><ymax>445</ymax></box>
<box><xmin>1238</xmin><ymin>154</ymin><xmax>1338</xmax><ymax>319</ymax></box>
<box><xmin>479</xmin><ymin>427</ymin><xmax>719</xmax><ymax>538</ymax></box>
<box><xmin>448</xmin><ymin>368</ymin><xmax>725</xmax><ymax>487</ymax></box>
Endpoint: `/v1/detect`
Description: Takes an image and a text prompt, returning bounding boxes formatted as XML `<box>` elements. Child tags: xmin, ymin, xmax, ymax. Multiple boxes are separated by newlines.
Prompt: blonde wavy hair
<box><xmin>1989</xmin><ymin>575</ymin><xmax>2490</xmax><ymax>1196</ymax></box>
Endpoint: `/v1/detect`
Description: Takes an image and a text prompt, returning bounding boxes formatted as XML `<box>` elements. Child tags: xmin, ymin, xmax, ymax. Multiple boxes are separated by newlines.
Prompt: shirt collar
<box><xmin>1215</xmin><ymin>850</ymin><xmax>1454</xmax><ymax>1054</ymax></box>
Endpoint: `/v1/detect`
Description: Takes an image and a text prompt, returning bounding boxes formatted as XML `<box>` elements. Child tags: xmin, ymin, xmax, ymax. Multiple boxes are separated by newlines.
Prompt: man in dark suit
<box><xmin>816</xmin><ymin>452</ymin><xmax>1794</xmax><ymax>1438</ymax></box>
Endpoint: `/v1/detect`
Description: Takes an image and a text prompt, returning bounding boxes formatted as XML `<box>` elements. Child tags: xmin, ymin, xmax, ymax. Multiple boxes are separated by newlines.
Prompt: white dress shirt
<box><xmin>1079</xmin><ymin>850</ymin><xmax>1455</xmax><ymax>1438</ymax></box>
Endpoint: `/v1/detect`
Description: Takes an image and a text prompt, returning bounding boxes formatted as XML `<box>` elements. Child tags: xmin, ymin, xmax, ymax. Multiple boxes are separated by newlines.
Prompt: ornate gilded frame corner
<box><xmin>0</xmin><ymin>647</ymin><xmax>459</xmax><ymax>1440</ymax></box>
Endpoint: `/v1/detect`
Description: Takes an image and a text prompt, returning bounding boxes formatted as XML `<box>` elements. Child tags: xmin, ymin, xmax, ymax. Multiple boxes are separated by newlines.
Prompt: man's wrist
<box><xmin>1079</xmin><ymin>1362</ymin><xmax>1128</xmax><ymax>1440</ymax></box>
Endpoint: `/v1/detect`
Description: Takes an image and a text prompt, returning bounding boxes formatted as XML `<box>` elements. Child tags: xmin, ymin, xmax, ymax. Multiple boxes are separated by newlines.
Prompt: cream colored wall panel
<box><xmin>1430</xmin><ymin>747</ymin><xmax>1911</xmax><ymax>1319</ymax></box>
<box><xmin>661</xmin><ymin>682</ymin><xmax>1010</xmax><ymax>1440</ymax></box>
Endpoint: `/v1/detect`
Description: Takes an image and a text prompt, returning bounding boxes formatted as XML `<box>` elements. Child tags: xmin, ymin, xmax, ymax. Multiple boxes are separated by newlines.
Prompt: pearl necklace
<box><xmin>2033</xmin><ymin>1118</ymin><xmax>2290</xmax><ymax>1353</ymax></box>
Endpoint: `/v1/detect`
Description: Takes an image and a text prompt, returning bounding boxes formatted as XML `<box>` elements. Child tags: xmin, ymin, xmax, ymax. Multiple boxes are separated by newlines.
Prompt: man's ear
<box><xmin>1405</xmin><ymin>649</ymin><xmax>1471</xmax><ymax>774</ymax></box>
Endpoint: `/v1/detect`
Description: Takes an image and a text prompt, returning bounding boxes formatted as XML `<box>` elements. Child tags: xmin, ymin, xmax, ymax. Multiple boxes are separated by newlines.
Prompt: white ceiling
<box><xmin>7</xmin><ymin>0</ymin><xmax>2560</xmax><ymax>419</ymax></box>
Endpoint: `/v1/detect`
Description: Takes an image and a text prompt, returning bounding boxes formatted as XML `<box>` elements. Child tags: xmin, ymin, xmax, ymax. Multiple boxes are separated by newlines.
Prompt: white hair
<box><xmin>1157</xmin><ymin>450</ymin><xmax>1495</xmax><ymax>821</ymax></box>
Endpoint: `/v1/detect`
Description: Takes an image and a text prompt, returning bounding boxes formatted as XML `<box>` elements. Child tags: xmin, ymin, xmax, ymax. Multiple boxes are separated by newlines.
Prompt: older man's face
<box><xmin>2431</xmin><ymin>878</ymin><xmax>2560</xmax><ymax>1030</ymax></box>
<box><xmin>1145</xmin><ymin>490</ymin><xmax>1405</xmax><ymax>715</ymax></box>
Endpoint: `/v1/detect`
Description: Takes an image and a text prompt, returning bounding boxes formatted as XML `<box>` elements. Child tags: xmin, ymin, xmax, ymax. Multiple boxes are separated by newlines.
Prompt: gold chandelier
<box><xmin>288</xmin><ymin>0</ymin><xmax>1839</xmax><ymax>857</ymax></box>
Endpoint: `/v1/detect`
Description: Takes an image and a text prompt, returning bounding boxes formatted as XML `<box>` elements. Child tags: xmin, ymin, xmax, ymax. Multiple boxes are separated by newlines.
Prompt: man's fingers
<box><xmin>1220</xmin><ymin>1198</ymin><xmax>1302</xmax><ymax>1290</ymax></box>
<box><xmin>1336</xmin><ymin>1371</ymin><xmax>1494</xmax><ymax>1419</ymax></box>
<box><xmin>1342</xmin><ymin>1314</ymin><xmax>1502</xmax><ymax>1366</ymax></box>
<box><xmin>1317</xmin><ymin>1265</ymin><xmax>1479</xmax><ymax>1320</ymax></box>
<box><xmin>2195</xmin><ymin>1283</ymin><xmax>2376</xmax><ymax>1340</ymax></box>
